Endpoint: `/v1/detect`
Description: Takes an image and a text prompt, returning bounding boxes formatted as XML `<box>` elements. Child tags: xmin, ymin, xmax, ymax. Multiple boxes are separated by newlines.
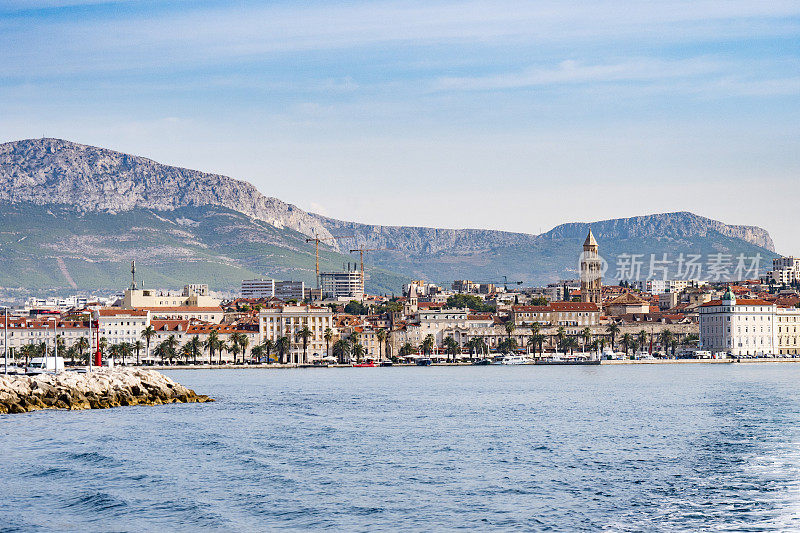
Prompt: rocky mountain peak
<box><xmin>0</xmin><ymin>138</ymin><xmax>335</xmax><ymax>243</ymax></box>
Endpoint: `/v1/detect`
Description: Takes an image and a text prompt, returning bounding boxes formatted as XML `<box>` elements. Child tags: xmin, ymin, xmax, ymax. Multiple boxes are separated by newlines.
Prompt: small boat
<box><xmin>379</xmin><ymin>361</ymin><xmax>393</xmax><ymax>367</ymax></box>
<box><xmin>501</xmin><ymin>355</ymin><xmax>532</xmax><ymax>365</ymax></box>
<box><xmin>415</xmin><ymin>358</ymin><xmax>432</xmax><ymax>366</ymax></box>
<box><xmin>353</xmin><ymin>361</ymin><xmax>375</xmax><ymax>367</ymax></box>
<box><xmin>472</xmin><ymin>358</ymin><xmax>492</xmax><ymax>365</ymax></box>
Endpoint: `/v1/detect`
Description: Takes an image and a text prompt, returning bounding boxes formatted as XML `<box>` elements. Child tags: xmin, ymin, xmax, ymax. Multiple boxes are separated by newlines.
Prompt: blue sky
<box><xmin>2</xmin><ymin>0</ymin><xmax>799</xmax><ymax>251</ymax></box>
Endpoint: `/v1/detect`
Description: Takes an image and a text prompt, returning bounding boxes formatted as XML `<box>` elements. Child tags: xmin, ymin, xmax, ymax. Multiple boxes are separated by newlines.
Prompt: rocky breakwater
<box><xmin>0</xmin><ymin>368</ymin><xmax>214</xmax><ymax>414</ymax></box>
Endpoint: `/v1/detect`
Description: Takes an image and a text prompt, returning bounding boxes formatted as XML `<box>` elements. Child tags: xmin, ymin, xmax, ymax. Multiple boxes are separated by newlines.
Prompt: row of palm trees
<box><xmin>390</xmin><ymin>323</ymin><xmax>699</xmax><ymax>361</ymax></box>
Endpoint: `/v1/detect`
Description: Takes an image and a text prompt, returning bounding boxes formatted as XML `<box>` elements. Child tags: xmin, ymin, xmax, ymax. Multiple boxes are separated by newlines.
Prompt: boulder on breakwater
<box><xmin>0</xmin><ymin>368</ymin><xmax>214</xmax><ymax>414</ymax></box>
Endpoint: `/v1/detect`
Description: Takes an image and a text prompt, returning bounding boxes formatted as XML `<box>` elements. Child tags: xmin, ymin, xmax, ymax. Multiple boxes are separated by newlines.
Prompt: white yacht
<box><xmin>501</xmin><ymin>354</ymin><xmax>532</xmax><ymax>365</ymax></box>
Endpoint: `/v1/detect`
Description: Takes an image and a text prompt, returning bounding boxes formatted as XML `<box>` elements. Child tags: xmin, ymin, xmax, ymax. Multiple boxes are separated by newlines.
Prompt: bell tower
<box><xmin>580</xmin><ymin>230</ymin><xmax>602</xmax><ymax>307</ymax></box>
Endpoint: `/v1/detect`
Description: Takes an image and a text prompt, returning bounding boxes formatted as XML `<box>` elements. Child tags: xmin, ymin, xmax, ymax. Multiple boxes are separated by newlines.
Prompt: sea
<box><xmin>3</xmin><ymin>364</ymin><xmax>800</xmax><ymax>532</ymax></box>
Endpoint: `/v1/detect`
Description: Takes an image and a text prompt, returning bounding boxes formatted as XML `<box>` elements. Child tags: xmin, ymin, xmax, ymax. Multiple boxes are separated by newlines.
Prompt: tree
<box><xmin>555</xmin><ymin>326</ymin><xmax>566</xmax><ymax>351</ymax></box>
<box><xmin>99</xmin><ymin>336</ymin><xmax>108</xmax><ymax>358</ymax></box>
<box><xmin>108</xmin><ymin>343</ymin><xmax>119</xmax><ymax>366</ymax></box>
<box><xmin>445</xmin><ymin>294</ymin><xmax>495</xmax><ymax>312</ymax></box>
<box><xmin>399</xmin><ymin>343</ymin><xmax>415</xmax><ymax>357</ymax></box>
<box><xmin>206</xmin><ymin>329</ymin><xmax>222</xmax><ymax>365</ymax></box>
<box><xmin>141</xmin><ymin>325</ymin><xmax>156</xmax><ymax>362</ymax></box>
<box><xmin>376</xmin><ymin>329</ymin><xmax>387</xmax><ymax>362</ymax></box>
<box><xmin>264</xmin><ymin>339</ymin><xmax>275</xmax><ymax>364</ymax></box>
<box><xmin>250</xmin><ymin>344</ymin><xmax>264</xmax><ymax>362</ymax></box>
<box><xmin>333</xmin><ymin>339</ymin><xmax>349</xmax><ymax>363</ymax></box>
<box><xmin>606</xmin><ymin>323</ymin><xmax>620</xmax><ymax>351</ymax></box>
<box><xmin>185</xmin><ymin>335</ymin><xmax>201</xmax><ymax>365</ymax></box>
<box><xmin>498</xmin><ymin>337</ymin><xmax>518</xmax><ymax>354</ymax></box>
<box><xmin>228</xmin><ymin>340</ymin><xmax>241</xmax><ymax>364</ymax></box>
<box><xmin>134</xmin><ymin>340</ymin><xmax>144</xmax><ymax>366</ymax></box>
<box><xmin>237</xmin><ymin>333</ymin><xmax>249</xmax><ymax>363</ymax></box>
<box><xmin>351</xmin><ymin>341</ymin><xmax>365</xmax><ymax>363</ymax></box>
<box><xmin>563</xmin><ymin>336</ymin><xmax>579</xmax><ymax>355</ymax></box>
<box><xmin>324</xmin><ymin>327</ymin><xmax>334</xmax><ymax>360</ymax></box>
<box><xmin>276</xmin><ymin>336</ymin><xmax>291</xmax><ymax>364</ymax></box>
<box><xmin>581</xmin><ymin>327</ymin><xmax>592</xmax><ymax>352</ymax></box>
<box><xmin>297</xmin><ymin>326</ymin><xmax>312</xmax><ymax>364</ymax></box>
<box><xmin>344</xmin><ymin>300</ymin><xmax>368</xmax><ymax>315</ymax></box>
<box><xmin>621</xmin><ymin>333</ymin><xmax>633</xmax><ymax>357</ymax></box>
<box><xmin>444</xmin><ymin>335</ymin><xmax>459</xmax><ymax>362</ymax></box>
<box><xmin>76</xmin><ymin>336</ymin><xmax>89</xmax><ymax>364</ymax></box>
<box><xmin>504</xmin><ymin>321</ymin><xmax>516</xmax><ymax>342</ymax></box>
<box><xmin>422</xmin><ymin>334</ymin><xmax>435</xmax><ymax>356</ymax></box>
<box><xmin>638</xmin><ymin>330</ymin><xmax>648</xmax><ymax>353</ymax></box>
<box><xmin>165</xmin><ymin>335</ymin><xmax>178</xmax><ymax>364</ymax></box>
<box><xmin>659</xmin><ymin>330</ymin><xmax>674</xmax><ymax>358</ymax></box>
<box><xmin>119</xmin><ymin>342</ymin><xmax>132</xmax><ymax>366</ymax></box>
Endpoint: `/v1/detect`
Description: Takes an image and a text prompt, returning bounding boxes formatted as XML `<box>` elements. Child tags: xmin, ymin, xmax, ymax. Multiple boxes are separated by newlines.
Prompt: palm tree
<box><xmin>444</xmin><ymin>335</ymin><xmax>459</xmax><ymax>362</ymax></box>
<box><xmin>555</xmin><ymin>326</ymin><xmax>566</xmax><ymax>351</ymax></box>
<box><xmin>133</xmin><ymin>340</ymin><xmax>144</xmax><ymax>366</ymax></box>
<box><xmin>276</xmin><ymin>336</ymin><xmax>291</xmax><ymax>364</ymax></box>
<box><xmin>141</xmin><ymin>325</ymin><xmax>156</xmax><ymax>362</ymax></box>
<box><xmin>504</xmin><ymin>321</ymin><xmax>516</xmax><ymax>342</ymax></box>
<box><xmin>76</xmin><ymin>336</ymin><xmax>89</xmax><ymax>364</ymax></box>
<box><xmin>324</xmin><ymin>327</ymin><xmax>334</xmax><ymax>360</ymax></box>
<box><xmin>606</xmin><ymin>322</ymin><xmax>620</xmax><ymax>351</ymax></box>
<box><xmin>637</xmin><ymin>330</ymin><xmax>648</xmax><ymax>355</ymax></box>
<box><xmin>119</xmin><ymin>342</ymin><xmax>132</xmax><ymax>366</ymax></box>
<box><xmin>165</xmin><ymin>335</ymin><xmax>178</xmax><ymax>364</ymax></box>
<box><xmin>237</xmin><ymin>333</ymin><xmax>250</xmax><ymax>363</ymax></box>
<box><xmin>527</xmin><ymin>335</ymin><xmax>538</xmax><ymax>356</ymax></box>
<box><xmin>621</xmin><ymin>333</ymin><xmax>633</xmax><ymax>357</ymax></box>
<box><xmin>108</xmin><ymin>343</ymin><xmax>118</xmax><ymax>366</ymax></box>
<box><xmin>228</xmin><ymin>340</ymin><xmax>241</xmax><ymax>364</ymax></box>
<box><xmin>422</xmin><ymin>334</ymin><xmax>435</xmax><ymax>357</ymax></box>
<box><xmin>399</xmin><ymin>343</ymin><xmax>415</xmax><ymax>357</ymax></box>
<box><xmin>659</xmin><ymin>329</ymin><xmax>674</xmax><ymax>358</ymax></box>
<box><xmin>297</xmin><ymin>326</ymin><xmax>312</xmax><ymax>364</ymax></box>
<box><xmin>99</xmin><ymin>336</ymin><xmax>108</xmax><ymax>358</ymax></box>
<box><xmin>376</xmin><ymin>329</ymin><xmax>387</xmax><ymax>362</ymax></box>
<box><xmin>250</xmin><ymin>344</ymin><xmax>264</xmax><ymax>363</ymax></box>
<box><xmin>21</xmin><ymin>343</ymin><xmax>35</xmax><ymax>368</ymax></box>
<box><xmin>352</xmin><ymin>342</ymin><xmax>365</xmax><ymax>363</ymax></box>
<box><xmin>188</xmin><ymin>335</ymin><xmax>202</xmax><ymax>365</ymax></box>
<box><xmin>205</xmin><ymin>329</ymin><xmax>221</xmax><ymax>365</ymax></box>
<box><xmin>563</xmin><ymin>336</ymin><xmax>579</xmax><ymax>355</ymax></box>
<box><xmin>264</xmin><ymin>339</ymin><xmax>275</xmax><ymax>364</ymax></box>
<box><xmin>581</xmin><ymin>327</ymin><xmax>591</xmax><ymax>352</ymax></box>
<box><xmin>333</xmin><ymin>338</ymin><xmax>349</xmax><ymax>363</ymax></box>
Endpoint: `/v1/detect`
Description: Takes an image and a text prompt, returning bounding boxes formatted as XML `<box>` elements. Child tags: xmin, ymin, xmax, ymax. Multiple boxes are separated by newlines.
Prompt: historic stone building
<box><xmin>580</xmin><ymin>230</ymin><xmax>603</xmax><ymax>307</ymax></box>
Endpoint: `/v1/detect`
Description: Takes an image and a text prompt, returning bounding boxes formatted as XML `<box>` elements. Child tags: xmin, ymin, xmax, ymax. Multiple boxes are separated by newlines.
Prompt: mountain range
<box><xmin>0</xmin><ymin>138</ymin><xmax>778</xmax><ymax>295</ymax></box>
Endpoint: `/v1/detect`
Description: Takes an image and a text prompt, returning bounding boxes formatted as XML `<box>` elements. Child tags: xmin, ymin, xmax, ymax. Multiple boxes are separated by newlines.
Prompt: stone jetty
<box><xmin>0</xmin><ymin>368</ymin><xmax>214</xmax><ymax>414</ymax></box>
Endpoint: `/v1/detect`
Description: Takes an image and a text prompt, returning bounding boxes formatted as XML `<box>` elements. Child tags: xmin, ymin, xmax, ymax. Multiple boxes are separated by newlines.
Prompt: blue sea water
<box><xmin>3</xmin><ymin>364</ymin><xmax>800</xmax><ymax>531</ymax></box>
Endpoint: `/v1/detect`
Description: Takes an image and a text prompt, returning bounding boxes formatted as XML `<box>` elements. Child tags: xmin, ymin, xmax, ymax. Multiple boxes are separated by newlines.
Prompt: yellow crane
<box><xmin>306</xmin><ymin>233</ymin><xmax>353</xmax><ymax>290</ymax></box>
<box><xmin>349</xmin><ymin>246</ymin><xmax>396</xmax><ymax>292</ymax></box>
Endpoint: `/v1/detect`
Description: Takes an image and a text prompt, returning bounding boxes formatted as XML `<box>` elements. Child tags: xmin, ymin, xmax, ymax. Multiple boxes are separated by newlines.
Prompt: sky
<box><xmin>1</xmin><ymin>0</ymin><xmax>799</xmax><ymax>252</ymax></box>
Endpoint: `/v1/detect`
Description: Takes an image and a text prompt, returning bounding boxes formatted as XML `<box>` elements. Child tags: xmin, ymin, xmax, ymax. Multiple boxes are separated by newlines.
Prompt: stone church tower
<box><xmin>580</xmin><ymin>230</ymin><xmax>602</xmax><ymax>307</ymax></box>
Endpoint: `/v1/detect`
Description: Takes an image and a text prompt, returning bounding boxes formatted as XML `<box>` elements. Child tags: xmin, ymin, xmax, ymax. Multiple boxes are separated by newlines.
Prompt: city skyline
<box><xmin>1</xmin><ymin>1</ymin><xmax>798</xmax><ymax>252</ymax></box>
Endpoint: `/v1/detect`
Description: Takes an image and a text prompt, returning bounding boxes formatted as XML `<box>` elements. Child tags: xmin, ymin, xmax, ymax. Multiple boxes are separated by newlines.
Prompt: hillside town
<box><xmin>2</xmin><ymin>232</ymin><xmax>800</xmax><ymax>367</ymax></box>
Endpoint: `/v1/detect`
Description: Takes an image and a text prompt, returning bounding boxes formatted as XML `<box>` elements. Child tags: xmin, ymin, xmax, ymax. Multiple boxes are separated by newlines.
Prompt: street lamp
<box><xmin>2</xmin><ymin>306</ymin><xmax>8</xmax><ymax>375</ymax></box>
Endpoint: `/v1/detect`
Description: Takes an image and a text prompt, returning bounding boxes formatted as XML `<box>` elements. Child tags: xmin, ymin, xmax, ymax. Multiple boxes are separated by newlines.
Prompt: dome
<box><xmin>722</xmin><ymin>287</ymin><xmax>736</xmax><ymax>304</ymax></box>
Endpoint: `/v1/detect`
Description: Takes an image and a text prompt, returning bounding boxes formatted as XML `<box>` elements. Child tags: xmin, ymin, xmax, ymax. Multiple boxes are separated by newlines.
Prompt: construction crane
<box><xmin>306</xmin><ymin>233</ymin><xmax>353</xmax><ymax>290</ymax></box>
<box><xmin>349</xmin><ymin>246</ymin><xmax>396</xmax><ymax>289</ymax></box>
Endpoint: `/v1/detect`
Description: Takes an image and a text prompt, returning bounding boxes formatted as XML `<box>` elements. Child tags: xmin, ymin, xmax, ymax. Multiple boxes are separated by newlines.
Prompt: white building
<box><xmin>120</xmin><ymin>286</ymin><xmax>220</xmax><ymax>309</ymax></box>
<box><xmin>241</xmin><ymin>279</ymin><xmax>276</xmax><ymax>298</ymax></box>
<box><xmin>765</xmin><ymin>256</ymin><xmax>800</xmax><ymax>285</ymax></box>
<box><xmin>95</xmin><ymin>308</ymin><xmax>151</xmax><ymax>346</ymax></box>
<box><xmin>320</xmin><ymin>270</ymin><xmax>363</xmax><ymax>300</ymax></box>
<box><xmin>699</xmin><ymin>288</ymin><xmax>775</xmax><ymax>357</ymax></box>
<box><xmin>259</xmin><ymin>305</ymin><xmax>335</xmax><ymax>363</ymax></box>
